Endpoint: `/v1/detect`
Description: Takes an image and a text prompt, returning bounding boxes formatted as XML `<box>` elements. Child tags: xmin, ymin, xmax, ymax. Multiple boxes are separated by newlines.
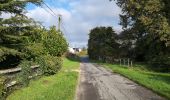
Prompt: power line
<box><xmin>39</xmin><ymin>1</ymin><xmax>72</xmax><ymax>46</ymax></box>
<box><xmin>61</xmin><ymin>24</ymin><xmax>68</xmax><ymax>36</ymax></box>
<box><xmin>42</xmin><ymin>1</ymin><xmax>59</xmax><ymax>17</ymax></box>
<box><xmin>40</xmin><ymin>5</ymin><xmax>58</xmax><ymax>19</ymax></box>
<box><xmin>61</xmin><ymin>21</ymin><xmax>69</xmax><ymax>34</ymax></box>
<box><xmin>38</xmin><ymin>1</ymin><xmax>71</xmax><ymax>36</ymax></box>
<box><xmin>41</xmin><ymin>1</ymin><xmax>63</xmax><ymax>31</ymax></box>
<box><xmin>61</xmin><ymin>21</ymin><xmax>71</xmax><ymax>42</ymax></box>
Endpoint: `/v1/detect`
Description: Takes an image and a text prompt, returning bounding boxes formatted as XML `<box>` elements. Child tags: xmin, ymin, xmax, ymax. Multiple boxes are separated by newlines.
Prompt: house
<box><xmin>68</xmin><ymin>47</ymin><xmax>75</xmax><ymax>54</ymax></box>
<box><xmin>73</xmin><ymin>48</ymin><xmax>82</xmax><ymax>52</ymax></box>
<box><xmin>68</xmin><ymin>47</ymin><xmax>82</xmax><ymax>54</ymax></box>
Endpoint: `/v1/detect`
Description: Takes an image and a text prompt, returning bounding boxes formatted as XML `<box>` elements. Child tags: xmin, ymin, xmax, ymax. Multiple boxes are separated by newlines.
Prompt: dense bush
<box><xmin>36</xmin><ymin>55</ymin><xmax>62</xmax><ymax>75</ymax></box>
<box><xmin>17</xmin><ymin>61</ymin><xmax>32</xmax><ymax>86</ymax></box>
<box><xmin>43</xmin><ymin>26</ymin><xmax>68</xmax><ymax>57</ymax></box>
<box><xmin>109</xmin><ymin>0</ymin><xmax>170</xmax><ymax>72</ymax></box>
<box><xmin>19</xmin><ymin>26</ymin><xmax>67</xmax><ymax>75</ymax></box>
<box><xmin>149</xmin><ymin>55</ymin><xmax>170</xmax><ymax>72</ymax></box>
<box><xmin>0</xmin><ymin>76</ymin><xmax>6</xmax><ymax>99</ymax></box>
<box><xmin>22</xmin><ymin>43</ymin><xmax>46</xmax><ymax>60</ymax></box>
<box><xmin>88</xmin><ymin>27</ymin><xmax>119</xmax><ymax>61</ymax></box>
<box><xmin>0</xmin><ymin>0</ymin><xmax>68</xmax><ymax>99</ymax></box>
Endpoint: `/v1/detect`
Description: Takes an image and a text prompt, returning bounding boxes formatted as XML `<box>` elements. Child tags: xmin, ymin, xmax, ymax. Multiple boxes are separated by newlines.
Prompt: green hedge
<box><xmin>36</xmin><ymin>55</ymin><xmax>62</xmax><ymax>75</ymax></box>
<box><xmin>0</xmin><ymin>76</ymin><xmax>6</xmax><ymax>99</ymax></box>
<box><xmin>17</xmin><ymin>61</ymin><xmax>32</xmax><ymax>86</ymax></box>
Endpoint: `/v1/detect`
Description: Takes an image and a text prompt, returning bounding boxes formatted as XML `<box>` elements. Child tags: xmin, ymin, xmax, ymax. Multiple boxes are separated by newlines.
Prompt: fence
<box><xmin>119</xmin><ymin>58</ymin><xmax>133</xmax><ymax>67</ymax></box>
<box><xmin>0</xmin><ymin>65</ymin><xmax>40</xmax><ymax>88</ymax></box>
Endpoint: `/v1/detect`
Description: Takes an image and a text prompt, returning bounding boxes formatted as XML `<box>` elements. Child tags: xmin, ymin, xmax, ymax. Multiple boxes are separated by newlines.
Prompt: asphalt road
<box><xmin>75</xmin><ymin>57</ymin><xmax>165</xmax><ymax>100</ymax></box>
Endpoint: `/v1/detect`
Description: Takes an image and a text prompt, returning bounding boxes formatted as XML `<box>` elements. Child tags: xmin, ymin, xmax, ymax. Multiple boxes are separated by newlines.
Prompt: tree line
<box><xmin>0</xmin><ymin>0</ymin><xmax>69</xmax><ymax>98</ymax></box>
<box><xmin>88</xmin><ymin>0</ymin><xmax>170</xmax><ymax>72</ymax></box>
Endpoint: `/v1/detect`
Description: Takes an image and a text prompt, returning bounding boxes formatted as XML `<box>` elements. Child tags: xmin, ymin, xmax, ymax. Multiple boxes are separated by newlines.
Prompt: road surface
<box><xmin>75</xmin><ymin>57</ymin><xmax>165</xmax><ymax>100</ymax></box>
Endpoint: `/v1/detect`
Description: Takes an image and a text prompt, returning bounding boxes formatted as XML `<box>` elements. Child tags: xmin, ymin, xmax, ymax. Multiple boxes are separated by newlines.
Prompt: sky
<box><xmin>3</xmin><ymin>0</ymin><xmax>122</xmax><ymax>48</ymax></box>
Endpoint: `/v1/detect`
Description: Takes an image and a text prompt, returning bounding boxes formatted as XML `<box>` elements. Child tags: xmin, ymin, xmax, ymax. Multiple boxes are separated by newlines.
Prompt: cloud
<box><xmin>0</xmin><ymin>13</ymin><xmax>13</xmax><ymax>19</ymax></box>
<box><xmin>27</xmin><ymin>0</ymin><xmax>122</xmax><ymax>47</ymax></box>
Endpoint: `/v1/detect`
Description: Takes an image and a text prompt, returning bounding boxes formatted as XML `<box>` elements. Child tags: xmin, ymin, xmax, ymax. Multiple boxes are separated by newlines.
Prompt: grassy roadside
<box><xmin>7</xmin><ymin>57</ymin><xmax>80</xmax><ymax>100</ymax></box>
<box><xmin>96</xmin><ymin>62</ymin><xmax>170</xmax><ymax>99</ymax></box>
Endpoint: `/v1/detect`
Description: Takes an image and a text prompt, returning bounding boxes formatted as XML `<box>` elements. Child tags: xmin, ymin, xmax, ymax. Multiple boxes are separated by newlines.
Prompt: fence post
<box><xmin>120</xmin><ymin>59</ymin><xmax>121</xmax><ymax>66</ymax></box>
<box><xmin>128</xmin><ymin>58</ymin><xmax>130</xmax><ymax>67</ymax></box>
<box><xmin>131</xmin><ymin>61</ymin><xmax>133</xmax><ymax>67</ymax></box>
<box><xmin>123</xmin><ymin>59</ymin><xmax>125</xmax><ymax>66</ymax></box>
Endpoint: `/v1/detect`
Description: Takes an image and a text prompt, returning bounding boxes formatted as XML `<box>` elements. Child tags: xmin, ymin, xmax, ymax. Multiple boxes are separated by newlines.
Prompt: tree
<box><xmin>111</xmin><ymin>0</ymin><xmax>170</xmax><ymax>71</ymax></box>
<box><xmin>0</xmin><ymin>0</ymin><xmax>42</xmax><ymax>68</ymax></box>
<box><xmin>43</xmin><ymin>26</ymin><xmax>68</xmax><ymax>57</ymax></box>
<box><xmin>88</xmin><ymin>26</ymin><xmax>119</xmax><ymax>62</ymax></box>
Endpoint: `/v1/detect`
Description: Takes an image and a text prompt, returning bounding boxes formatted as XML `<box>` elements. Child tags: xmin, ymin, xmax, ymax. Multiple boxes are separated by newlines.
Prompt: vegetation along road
<box><xmin>7</xmin><ymin>58</ymin><xmax>80</xmax><ymax>100</ymax></box>
<box><xmin>76</xmin><ymin>57</ymin><xmax>165</xmax><ymax>100</ymax></box>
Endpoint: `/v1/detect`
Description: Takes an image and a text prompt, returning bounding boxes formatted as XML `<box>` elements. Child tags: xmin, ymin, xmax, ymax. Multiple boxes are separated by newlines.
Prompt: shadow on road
<box><xmin>80</xmin><ymin>56</ymin><xmax>89</xmax><ymax>63</ymax></box>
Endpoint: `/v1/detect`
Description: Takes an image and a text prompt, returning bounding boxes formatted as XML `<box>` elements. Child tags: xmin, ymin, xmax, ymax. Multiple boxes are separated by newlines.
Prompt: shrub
<box><xmin>0</xmin><ymin>76</ymin><xmax>6</xmax><ymax>99</ymax></box>
<box><xmin>149</xmin><ymin>55</ymin><xmax>170</xmax><ymax>72</ymax></box>
<box><xmin>22</xmin><ymin>43</ymin><xmax>46</xmax><ymax>60</ymax></box>
<box><xmin>17</xmin><ymin>60</ymin><xmax>32</xmax><ymax>86</ymax></box>
<box><xmin>36</xmin><ymin>55</ymin><xmax>62</xmax><ymax>75</ymax></box>
<box><xmin>43</xmin><ymin>26</ymin><xmax>68</xmax><ymax>57</ymax></box>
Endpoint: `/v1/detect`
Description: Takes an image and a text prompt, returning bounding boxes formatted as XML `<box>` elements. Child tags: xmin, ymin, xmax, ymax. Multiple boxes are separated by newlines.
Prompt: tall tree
<box><xmin>0</xmin><ymin>0</ymin><xmax>42</xmax><ymax>68</ymax></box>
<box><xmin>112</xmin><ymin>0</ymin><xmax>170</xmax><ymax>70</ymax></box>
<box><xmin>88</xmin><ymin>26</ymin><xmax>119</xmax><ymax>62</ymax></box>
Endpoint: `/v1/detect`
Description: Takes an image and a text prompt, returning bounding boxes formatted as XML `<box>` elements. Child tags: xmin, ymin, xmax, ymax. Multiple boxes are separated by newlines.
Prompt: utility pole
<box><xmin>58</xmin><ymin>14</ymin><xmax>62</xmax><ymax>32</ymax></box>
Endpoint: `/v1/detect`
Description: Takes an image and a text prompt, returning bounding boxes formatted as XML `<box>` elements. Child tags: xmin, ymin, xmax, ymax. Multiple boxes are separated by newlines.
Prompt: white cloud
<box><xmin>0</xmin><ymin>13</ymin><xmax>13</xmax><ymax>19</ymax></box>
<box><xmin>26</xmin><ymin>0</ymin><xmax>122</xmax><ymax>47</ymax></box>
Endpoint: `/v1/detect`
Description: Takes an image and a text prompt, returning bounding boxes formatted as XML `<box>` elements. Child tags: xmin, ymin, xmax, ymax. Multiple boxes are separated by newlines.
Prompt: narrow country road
<box><xmin>75</xmin><ymin>57</ymin><xmax>165</xmax><ymax>100</ymax></box>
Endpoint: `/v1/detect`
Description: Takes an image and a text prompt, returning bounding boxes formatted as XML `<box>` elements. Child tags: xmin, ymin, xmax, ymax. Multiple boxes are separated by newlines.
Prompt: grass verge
<box><xmin>7</xmin><ymin>58</ymin><xmax>80</xmax><ymax>100</ymax></box>
<box><xmin>98</xmin><ymin>63</ymin><xmax>170</xmax><ymax>99</ymax></box>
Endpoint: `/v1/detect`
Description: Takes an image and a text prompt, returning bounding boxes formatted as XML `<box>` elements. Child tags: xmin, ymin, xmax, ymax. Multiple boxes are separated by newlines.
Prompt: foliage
<box><xmin>0</xmin><ymin>47</ymin><xmax>21</xmax><ymax>62</ymax></box>
<box><xmin>0</xmin><ymin>0</ymin><xmax>42</xmax><ymax>68</ymax></box>
<box><xmin>36</xmin><ymin>55</ymin><xmax>62</xmax><ymax>75</ymax></box>
<box><xmin>43</xmin><ymin>26</ymin><xmax>68</xmax><ymax>57</ymax></box>
<box><xmin>0</xmin><ymin>76</ymin><xmax>6</xmax><ymax>99</ymax></box>
<box><xmin>0</xmin><ymin>0</ymin><xmax>68</xmax><ymax>74</ymax></box>
<box><xmin>7</xmin><ymin>58</ymin><xmax>79</xmax><ymax>100</ymax></box>
<box><xmin>22</xmin><ymin>43</ymin><xmax>46</xmax><ymax>60</ymax></box>
<box><xmin>78</xmin><ymin>50</ymin><xmax>87</xmax><ymax>57</ymax></box>
<box><xmin>88</xmin><ymin>26</ymin><xmax>119</xmax><ymax>62</ymax></box>
<box><xmin>0</xmin><ymin>0</ymin><xmax>69</xmax><ymax>99</ymax></box>
<box><xmin>17</xmin><ymin>60</ymin><xmax>32</xmax><ymax>86</ymax></box>
<box><xmin>108</xmin><ymin>0</ymin><xmax>170</xmax><ymax>71</ymax></box>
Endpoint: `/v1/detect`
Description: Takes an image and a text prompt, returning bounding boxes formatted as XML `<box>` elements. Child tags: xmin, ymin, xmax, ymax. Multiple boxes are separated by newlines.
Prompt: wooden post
<box><xmin>124</xmin><ymin>59</ymin><xmax>125</xmax><ymax>66</ymax></box>
<box><xmin>131</xmin><ymin>61</ymin><xmax>133</xmax><ymax>67</ymax></box>
<box><xmin>120</xmin><ymin>59</ymin><xmax>121</xmax><ymax>66</ymax></box>
<box><xmin>128</xmin><ymin>58</ymin><xmax>130</xmax><ymax>67</ymax></box>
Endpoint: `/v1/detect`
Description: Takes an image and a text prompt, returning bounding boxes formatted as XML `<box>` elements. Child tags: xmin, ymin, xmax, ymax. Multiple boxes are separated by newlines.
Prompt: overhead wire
<box><xmin>41</xmin><ymin>1</ymin><xmax>72</xmax><ymax>47</ymax></box>
<box><xmin>40</xmin><ymin>4</ymin><xmax>58</xmax><ymax>19</ymax></box>
<box><xmin>40</xmin><ymin>1</ymin><xmax>71</xmax><ymax>43</ymax></box>
<box><xmin>61</xmin><ymin>19</ymin><xmax>71</xmax><ymax>43</ymax></box>
<box><xmin>42</xmin><ymin>0</ymin><xmax>59</xmax><ymax>17</ymax></box>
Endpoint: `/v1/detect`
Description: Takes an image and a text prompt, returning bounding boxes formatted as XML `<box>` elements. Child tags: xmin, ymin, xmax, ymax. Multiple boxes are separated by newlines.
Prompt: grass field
<box><xmin>7</xmin><ymin>58</ymin><xmax>80</xmax><ymax>100</ymax></box>
<box><xmin>99</xmin><ymin>63</ymin><xmax>170</xmax><ymax>99</ymax></box>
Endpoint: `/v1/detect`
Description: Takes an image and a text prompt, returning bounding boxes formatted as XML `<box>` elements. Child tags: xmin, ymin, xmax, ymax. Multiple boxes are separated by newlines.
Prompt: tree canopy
<box><xmin>88</xmin><ymin>26</ymin><xmax>119</xmax><ymax>62</ymax></box>
<box><xmin>108</xmin><ymin>0</ymin><xmax>170</xmax><ymax>71</ymax></box>
<box><xmin>0</xmin><ymin>0</ymin><xmax>68</xmax><ymax>71</ymax></box>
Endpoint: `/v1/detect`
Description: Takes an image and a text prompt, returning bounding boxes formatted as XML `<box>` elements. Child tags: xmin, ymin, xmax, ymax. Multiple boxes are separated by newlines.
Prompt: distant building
<box><xmin>73</xmin><ymin>48</ymin><xmax>82</xmax><ymax>52</ymax></box>
<box><xmin>68</xmin><ymin>47</ymin><xmax>82</xmax><ymax>54</ymax></box>
<box><xmin>68</xmin><ymin>47</ymin><xmax>75</xmax><ymax>54</ymax></box>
